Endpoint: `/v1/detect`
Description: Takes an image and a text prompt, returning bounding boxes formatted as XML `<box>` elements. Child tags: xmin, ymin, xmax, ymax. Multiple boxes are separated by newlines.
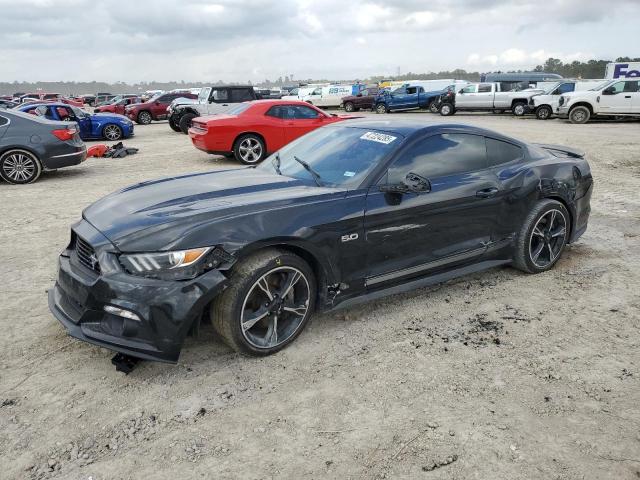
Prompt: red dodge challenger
<box><xmin>188</xmin><ymin>100</ymin><xmax>356</xmax><ymax>164</ymax></box>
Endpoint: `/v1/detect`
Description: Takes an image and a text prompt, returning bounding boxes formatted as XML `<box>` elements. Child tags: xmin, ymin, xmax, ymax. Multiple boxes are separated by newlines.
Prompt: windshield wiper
<box><xmin>293</xmin><ymin>155</ymin><xmax>322</xmax><ymax>186</ymax></box>
<box><xmin>272</xmin><ymin>152</ymin><xmax>282</xmax><ymax>175</ymax></box>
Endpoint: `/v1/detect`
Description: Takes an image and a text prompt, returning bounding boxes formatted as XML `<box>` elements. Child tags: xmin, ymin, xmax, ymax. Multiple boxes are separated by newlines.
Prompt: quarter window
<box><xmin>486</xmin><ymin>138</ymin><xmax>523</xmax><ymax>166</ymax></box>
<box><xmin>230</xmin><ymin>89</ymin><xmax>254</xmax><ymax>102</ymax></box>
<box><xmin>388</xmin><ymin>133</ymin><xmax>487</xmax><ymax>183</ymax></box>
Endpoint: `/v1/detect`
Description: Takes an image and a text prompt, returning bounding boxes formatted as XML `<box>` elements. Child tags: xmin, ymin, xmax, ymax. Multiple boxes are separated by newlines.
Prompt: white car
<box><xmin>557</xmin><ymin>79</ymin><xmax>640</xmax><ymax>124</ymax></box>
<box><xmin>529</xmin><ymin>80</ymin><xmax>604</xmax><ymax>120</ymax></box>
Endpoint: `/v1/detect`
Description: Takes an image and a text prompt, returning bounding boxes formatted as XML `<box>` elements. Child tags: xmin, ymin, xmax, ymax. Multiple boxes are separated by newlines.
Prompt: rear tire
<box><xmin>0</xmin><ymin>149</ymin><xmax>42</xmax><ymax>184</ymax></box>
<box><xmin>513</xmin><ymin>199</ymin><xmax>570</xmax><ymax>274</ymax></box>
<box><xmin>535</xmin><ymin>105</ymin><xmax>552</xmax><ymax>120</ymax></box>
<box><xmin>211</xmin><ymin>249</ymin><xmax>316</xmax><ymax>355</ymax></box>
<box><xmin>179</xmin><ymin>113</ymin><xmax>197</xmax><ymax>134</ymax></box>
<box><xmin>569</xmin><ymin>106</ymin><xmax>590</xmax><ymax>124</ymax></box>
<box><xmin>233</xmin><ymin>134</ymin><xmax>266</xmax><ymax>165</ymax></box>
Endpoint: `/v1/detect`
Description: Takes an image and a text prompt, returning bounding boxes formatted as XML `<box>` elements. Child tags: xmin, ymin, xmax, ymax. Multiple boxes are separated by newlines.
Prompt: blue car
<box><xmin>17</xmin><ymin>102</ymin><xmax>134</xmax><ymax>141</ymax></box>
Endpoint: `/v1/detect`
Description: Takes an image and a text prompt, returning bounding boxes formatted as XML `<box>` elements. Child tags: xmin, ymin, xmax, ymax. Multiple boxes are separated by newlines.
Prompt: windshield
<box><xmin>589</xmin><ymin>80</ymin><xmax>614</xmax><ymax>91</ymax></box>
<box><xmin>198</xmin><ymin>87</ymin><xmax>212</xmax><ymax>102</ymax></box>
<box><xmin>257</xmin><ymin>126</ymin><xmax>403</xmax><ymax>188</ymax></box>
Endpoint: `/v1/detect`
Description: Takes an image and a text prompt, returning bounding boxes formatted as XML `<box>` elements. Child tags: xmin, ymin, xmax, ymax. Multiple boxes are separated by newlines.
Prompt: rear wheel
<box><xmin>179</xmin><ymin>113</ymin><xmax>197</xmax><ymax>134</ymax></box>
<box><xmin>234</xmin><ymin>134</ymin><xmax>266</xmax><ymax>164</ymax></box>
<box><xmin>569</xmin><ymin>106</ymin><xmax>590</xmax><ymax>124</ymax></box>
<box><xmin>513</xmin><ymin>199</ymin><xmax>570</xmax><ymax>274</ymax></box>
<box><xmin>512</xmin><ymin>102</ymin><xmax>526</xmax><ymax>116</ymax></box>
<box><xmin>536</xmin><ymin>105</ymin><xmax>552</xmax><ymax>120</ymax></box>
<box><xmin>439</xmin><ymin>103</ymin><xmax>455</xmax><ymax>116</ymax></box>
<box><xmin>137</xmin><ymin>111</ymin><xmax>152</xmax><ymax>125</ymax></box>
<box><xmin>0</xmin><ymin>149</ymin><xmax>42</xmax><ymax>184</ymax></box>
<box><xmin>212</xmin><ymin>249</ymin><xmax>316</xmax><ymax>355</ymax></box>
<box><xmin>102</xmin><ymin>124</ymin><xmax>122</xmax><ymax>140</ymax></box>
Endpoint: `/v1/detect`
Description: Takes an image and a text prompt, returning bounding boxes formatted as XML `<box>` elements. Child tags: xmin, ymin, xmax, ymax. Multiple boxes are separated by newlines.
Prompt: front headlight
<box><xmin>119</xmin><ymin>247</ymin><xmax>221</xmax><ymax>280</ymax></box>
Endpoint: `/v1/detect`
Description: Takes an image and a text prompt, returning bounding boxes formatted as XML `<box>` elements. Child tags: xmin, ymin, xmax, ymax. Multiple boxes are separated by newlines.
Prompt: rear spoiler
<box><xmin>533</xmin><ymin>143</ymin><xmax>585</xmax><ymax>158</ymax></box>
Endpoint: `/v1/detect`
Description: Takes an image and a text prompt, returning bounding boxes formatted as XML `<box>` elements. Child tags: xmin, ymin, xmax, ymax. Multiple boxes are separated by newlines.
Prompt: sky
<box><xmin>0</xmin><ymin>0</ymin><xmax>638</xmax><ymax>83</ymax></box>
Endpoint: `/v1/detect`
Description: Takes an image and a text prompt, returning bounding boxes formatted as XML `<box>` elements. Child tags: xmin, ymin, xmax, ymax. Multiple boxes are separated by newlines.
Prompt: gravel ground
<box><xmin>0</xmin><ymin>111</ymin><xmax>639</xmax><ymax>480</ymax></box>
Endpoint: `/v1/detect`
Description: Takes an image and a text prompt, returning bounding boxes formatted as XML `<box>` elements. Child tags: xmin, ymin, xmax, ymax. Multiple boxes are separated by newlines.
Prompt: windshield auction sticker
<box><xmin>360</xmin><ymin>132</ymin><xmax>397</xmax><ymax>144</ymax></box>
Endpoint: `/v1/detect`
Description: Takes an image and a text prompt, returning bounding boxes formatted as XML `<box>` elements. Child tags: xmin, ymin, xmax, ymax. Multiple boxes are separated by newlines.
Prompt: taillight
<box><xmin>191</xmin><ymin>121</ymin><xmax>207</xmax><ymax>133</ymax></box>
<box><xmin>51</xmin><ymin>127</ymin><xmax>76</xmax><ymax>141</ymax></box>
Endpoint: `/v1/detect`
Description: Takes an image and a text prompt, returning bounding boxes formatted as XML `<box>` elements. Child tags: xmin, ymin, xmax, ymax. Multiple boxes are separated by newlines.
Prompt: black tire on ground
<box><xmin>343</xmin><ymin>102</ymin><xmax>355</xmax><ymax>112</ymax></box>
<box><xmin>512</xmin><ymin>102</ymin><xmax>526</xmax><ymax>116</ymax></box>
<box><xmin>168</xmin><ymin>117</ymin><xmax>182</xmax><ymax>132</ymax></box>
<box><xmin>512</xmin><ymin>199</ymin><xmax>570</xmax><ymax>274</ymax></box>
<box><xmin>211</xmin><ymin>249</ymin><xmax>317</xmax><ymax>355</ymax></box>
<box><xmin>102</xmin><ymin>124</ymin><xmax>122</xmax><ymax>141</ymax></box>
<box><xmin>428</xmin><ymin>101</ymin><xmax>439</xmax><ymax>114</ymax></box>
<box><xmin>0</xmin><ymin>149</ymin><xmax>42</xmax><ymax>185</ymax></box>
<box><xmin>137</xmin><ymin>111</ymin><xmax>152</xmax><ymax>125</ymax></box>
<box><xmin>439</xmin><ymin>103</ymin><xmax>455</xmax><ymax>116</ymax></box>
<box><xmin>535</xmin><ymin>105</ymin><xmax>553</xmax><ymax>120</ymax></box>
<box><xmin>179</xmin><ymin>113</ymin><xmax>197</xmax><ymax>134</ymax></box>
<box><xmin>375</xmin><ymin>103</ymin><xmax>388</xmax><ymax>114</ymax></box>
<box><xmin>569</xmin><ymin>106</ymin><xmax>591</xmax><ymax>124</ymax></box>
<box><xmin>233</xmin><ymin>134</ymin><xmax>266</xmax><ymax>164</ymax></box>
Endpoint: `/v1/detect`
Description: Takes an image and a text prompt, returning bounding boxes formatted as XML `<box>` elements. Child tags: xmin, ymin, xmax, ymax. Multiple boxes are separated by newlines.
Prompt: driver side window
<box><xmin>461</xmin><ymin>85</ymin><xmax>477</xmax><ymax>94</ymax></box>
<box><xmin>387</xmin><ymin>134</ymin><xmax>487</xmax><ymax>184</ymax></box>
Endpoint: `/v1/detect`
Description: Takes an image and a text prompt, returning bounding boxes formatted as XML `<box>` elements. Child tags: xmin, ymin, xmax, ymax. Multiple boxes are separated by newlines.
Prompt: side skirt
<box><xmin>326</xmin><ymin>259</ymin><xmax>510</xmax><ymax>312</ymax></box>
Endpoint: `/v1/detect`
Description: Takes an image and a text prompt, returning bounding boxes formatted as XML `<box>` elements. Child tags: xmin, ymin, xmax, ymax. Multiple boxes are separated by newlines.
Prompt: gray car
<box><xmin>0</xmin><ymin>109</ymin><xmax>87</xmax><ymax>184</ymax></box>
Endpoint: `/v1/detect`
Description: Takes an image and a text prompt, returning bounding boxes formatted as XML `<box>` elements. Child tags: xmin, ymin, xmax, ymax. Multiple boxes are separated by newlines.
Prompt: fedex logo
<box><xmin>613</xmin><ymin>64</ymin><xmax>640</xmax><ymax>79</ymax></box>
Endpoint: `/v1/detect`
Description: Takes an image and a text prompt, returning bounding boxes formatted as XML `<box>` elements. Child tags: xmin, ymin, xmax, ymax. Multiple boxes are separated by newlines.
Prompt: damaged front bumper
<box><xmin>48</xmin><ymin>221</ymin><xmax>229</xmax><ymax>363</ymax></box>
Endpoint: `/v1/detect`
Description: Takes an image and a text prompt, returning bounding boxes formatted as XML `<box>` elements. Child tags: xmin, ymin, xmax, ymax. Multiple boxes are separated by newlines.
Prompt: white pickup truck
<box><xmin>441</xmin><ymin>82</ymin><xmax>543</xmax><ymax>116</ymax></box>
<box><xmin>529</xmin><ymin>80</ymin><xmax>604</xmax><ymax>120</ymax></box>
<box><xmin>557</xmin><ymin>79</ymin><xmax>640</xmax><ymax>124</ymax></box>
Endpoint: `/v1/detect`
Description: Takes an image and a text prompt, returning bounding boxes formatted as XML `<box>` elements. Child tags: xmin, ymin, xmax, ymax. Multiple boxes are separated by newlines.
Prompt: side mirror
<box><xmin>379</xmin><ymin>173</ymin><xmax>431</xmax><ymax>194</ymax></box>
<box><xmin>602</xmin><ymin>87</ymin><xmax>615</xmax><ymax>95</ymax></box>
<box><xmin>357</xmin><ymin>93</ymin><xmax>362</xmax><ymax>97</ymax></box>
<box><xmin>458</xmin><ymin>89</ymin><xmax>465</xmax><ymax>94</ymax></box>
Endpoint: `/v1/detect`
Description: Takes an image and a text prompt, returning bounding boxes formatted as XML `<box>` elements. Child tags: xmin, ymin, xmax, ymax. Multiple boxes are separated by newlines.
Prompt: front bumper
<box><xmin>48</xmin><ymin>221</ymin><xmax>229</xmax><ymax>363</ymax></box>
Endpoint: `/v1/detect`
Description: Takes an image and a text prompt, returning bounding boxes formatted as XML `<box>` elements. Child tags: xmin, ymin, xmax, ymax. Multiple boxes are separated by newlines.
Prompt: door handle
<box><xmin>625</xmin><ymin>95</ymin><xmax>631</xmax><ymax>98</ymax></box>
<box><xmin>476</xmin><ymin>187</ymin><xmax>499</xmax><ymax>198</ymax></box>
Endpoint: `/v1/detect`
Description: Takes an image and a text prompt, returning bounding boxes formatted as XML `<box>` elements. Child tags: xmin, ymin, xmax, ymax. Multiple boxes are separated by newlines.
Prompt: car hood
<box><xmin>93</xmin><ymin>112</ymin><xmax>130</xmax><ymax>121</ymax></box>
<box><xmin>83</xmin><ymin>168</ymin><xmax>341</xmax><ymax>251</ymax></box>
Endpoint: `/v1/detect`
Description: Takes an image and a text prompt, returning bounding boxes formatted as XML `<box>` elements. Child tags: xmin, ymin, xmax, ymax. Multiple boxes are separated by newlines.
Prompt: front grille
<box><xmin>75</xmin><ymin>235</ymin><xmax>101</xmax><ymax>273</ymax></box>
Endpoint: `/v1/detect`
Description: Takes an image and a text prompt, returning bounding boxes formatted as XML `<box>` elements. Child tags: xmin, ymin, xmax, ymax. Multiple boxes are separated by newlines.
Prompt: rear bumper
<box><xmin>188</xmin><ymin>128</ymin><xmax>231</xmax><ymax>154</ymax></box>
<box><xmin>43</xmin><ymin>145</ymin><xmax>87</xmax><ymax>170</ymax></box>
<box><xmin>49</xmin><ymin>222</ymin><xmax>229</xmax><ymax>363</ymax></box>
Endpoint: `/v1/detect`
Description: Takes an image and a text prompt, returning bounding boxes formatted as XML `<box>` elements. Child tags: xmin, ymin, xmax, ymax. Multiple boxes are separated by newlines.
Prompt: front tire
<box><xmin>343</xmin><ymin>102</ymin><xmax>355</xmax><ymax>112</ymax></box>
<box><xmin>233</xmin><ymin>134</ymin><xmax>266</xmax><ymax>164</ymax></box>
<box><xmin>513</xmin><ymin>199</ymin><xmax>570</xmax><ymax>274</ymax></box>
<box><xmin>536</xmin><ymin>105</ymin><xmax>552</xmax><ymax>120</ymax></box>
<box><xmin>0</xmin><ymin>149</ymin><xmax>42</xmax><ymax>184</ymax></box>
<box><xmin>179</xmin><ymin>113</ymin><xmax>197</xmax><ymax>134</ymax></box>
<box><xmin>428</xmin><ymin>101</ymin><xmax>439</xmax><ymax>114</ymax></box>
<box><xmin>512</xmin><ymin>102</ymin><xmax>526</xmax><ymax>116</ymax></box>
<box><xmin>102</xmin><ymin>124</ymin><xmax>123</xmax><ymax>141</ymax></box>
<box><xmin>137</xmin><ymin>111</ymin><xmax>152</xmax><ymax>125</ymax></box>
<box><xmin>569</xmin><ymin>106</ymin><xmax>590</xmax><ymax>124</ymax></box>
<box><xmin>375</xmin><ymin>103</ymin><xmax>388</xmax><ymax>114</ymax></box>
<box><xmin>168</xmin><ymin>117</ymin><xmax>182</xmax><ymax>132</ymax></box>
<box><xmin>439</xmin><ymin>103</ymin><xmax>455</xmax><ymax>116</ymax></box>
<box><xmin>211</xmin><ymin>249</ymin><xmax>316</xmax><ymax>355</ymax></box>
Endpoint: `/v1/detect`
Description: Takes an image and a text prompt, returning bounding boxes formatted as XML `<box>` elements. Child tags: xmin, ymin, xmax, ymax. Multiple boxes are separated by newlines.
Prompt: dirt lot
<box><xmin>1</xmin><ymin>111</ymin><xmax>639</xmax><ymax>480</ymax></box>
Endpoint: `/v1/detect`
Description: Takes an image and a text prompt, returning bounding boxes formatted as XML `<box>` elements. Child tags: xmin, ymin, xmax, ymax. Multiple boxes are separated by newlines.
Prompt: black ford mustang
<box><xmin>49</xmin><ymin>120</ymin><xmax>593</xmax><ymax>363</ymax></box>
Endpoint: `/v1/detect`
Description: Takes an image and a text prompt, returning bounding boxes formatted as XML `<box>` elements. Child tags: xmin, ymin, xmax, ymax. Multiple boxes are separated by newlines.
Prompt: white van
<box><xmin>281</xmin><ymin>84</ymin><xmax>328</xmax><ymax>101</ymax></box>
<box><xmin>529</xmin><ymin>79</ymin><xmax>605</xmax><ymax>119</ymax></box>
<box><xmin>606</xmin><ymin>62</ymin><xmax>640</xmax><ymax>79</ymax></box>
<box><xmin>301</xmin><ymin>85</ymin><xmax>357</xmax><ymax>108</ymax></box>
